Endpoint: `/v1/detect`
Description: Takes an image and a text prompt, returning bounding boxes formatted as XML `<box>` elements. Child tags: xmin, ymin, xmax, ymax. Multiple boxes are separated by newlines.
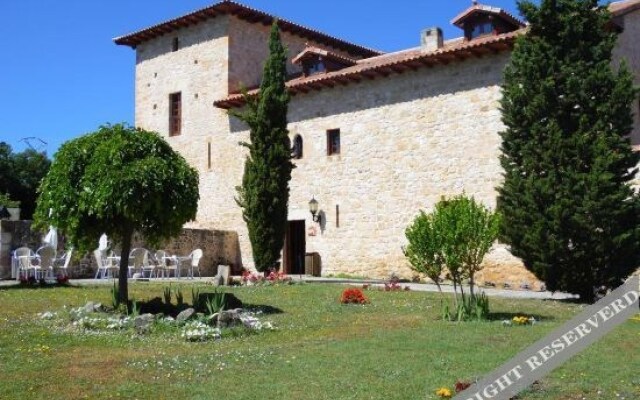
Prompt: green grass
<box><xmin>0</xmin><ymin>283</ymin><xmax>638</xmax><ymax>399</ymax></box>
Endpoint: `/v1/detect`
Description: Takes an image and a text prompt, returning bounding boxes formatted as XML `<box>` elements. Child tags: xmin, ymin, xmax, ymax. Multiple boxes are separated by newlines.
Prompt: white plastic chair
<box><xmin>14</xmin><ymin>247</ymin><xmax>36</xmax><ymax>279</ymax></box>
<box><xmin>94</xmin><ymin>249</ymin><xmax>117</xmax><ymax>279</ymax></box>
<box><xmin>129</xmin><ymin>248</ymin><xmax>153</xmax><ymax>278</ymax></box>
<box><xmin>34</xmin><ymin>246</ymin><xmax>56</xmax><ymax>280</ymax></box>
<box><xmin>56</xmin><ymin>248</ymin><xmax>73</xmax><ymax>278</ymax></box>
<box><xmin>187</xmin><ymin>249</ymin><xmax>203</xmax><ymax>278</ymax></box>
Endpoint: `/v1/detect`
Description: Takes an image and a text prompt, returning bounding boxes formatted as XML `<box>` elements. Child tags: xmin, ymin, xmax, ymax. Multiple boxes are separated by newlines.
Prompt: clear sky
<box><xmin>1</xmin><ymin>0</ymin><xmax>534</xmax><ymax>155</ymax></box>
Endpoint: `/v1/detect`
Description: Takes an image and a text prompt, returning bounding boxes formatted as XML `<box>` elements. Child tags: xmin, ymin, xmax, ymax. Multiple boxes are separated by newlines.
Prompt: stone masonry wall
<box><xmin>69</xmin><ymin>229</ymin><xmax>241</xmax><ymax>279</ymax></box>
<box><xmin>133</xmin><ymin>9</ymin><xmax>640</xmax><ymax>285</ymax></box>
<box><xmin>0</xmin><ymin>221</ymin><xmax>43</xmax><ymax>279</ymax></box>
<box><xmin>227</xmin><ymin>17</ymin><xmax>368</xmax><ymax>92</ymax></box>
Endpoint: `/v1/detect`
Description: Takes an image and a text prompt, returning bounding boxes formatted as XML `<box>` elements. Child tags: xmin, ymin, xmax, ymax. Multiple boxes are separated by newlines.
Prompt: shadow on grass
<box><xmin>487</xmin><ymin>312</ymin><xmax>555</xmax><ymax>322</ymax></box>
<box><xmin>241</xmin><ymin>304</ymin><xmax>284</xmax><ymax>315</ymax></box>
<box><xmin>0</xmin><ymin>283</ymin><xmax>82</xmax><ymax>291</ymax></box>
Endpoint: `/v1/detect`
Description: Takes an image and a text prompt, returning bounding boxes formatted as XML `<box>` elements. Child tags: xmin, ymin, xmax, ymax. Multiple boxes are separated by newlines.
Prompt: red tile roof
<box><xmin>214</xmin><ymin>30</ymin><xmax>521</xmax><ymax>109</ymax></box>
<box><xmin>451</xmin><ymin>3</ymin><xmax>526</xmax><ymax>29</ymax></box>
<box><xmin>113</xmin><ymin>0</ymin><xmax>382</xmax><ymax>58</ymax></box>
<box><xmin>214</xmin><ymin>0</ymin><xmax>640</xmax><ymax>110</ymax></box>
<box><xmin>610</xmin><ymin>0</ymin><xmax>640</xmax><ymax>16</ymax></box>
<box><xmin>291</xmin><ymin>45</ymin><xmax>358</xmax><ymax>66</ymax></box>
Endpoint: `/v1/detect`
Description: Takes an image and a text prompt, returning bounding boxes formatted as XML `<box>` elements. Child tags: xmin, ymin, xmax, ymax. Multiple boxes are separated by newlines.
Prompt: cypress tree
<box><xmin>497</xmin><ymin>0</ymin><xmax>640</xmax><ymax>302</ymax></box>
<box><xmin>235</xmin><ymin>22</ymin><xmax>294</xmax><ymax>272</ymax></box>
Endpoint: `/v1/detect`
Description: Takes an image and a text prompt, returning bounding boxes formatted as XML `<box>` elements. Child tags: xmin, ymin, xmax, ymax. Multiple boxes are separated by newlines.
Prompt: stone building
<box><xmin>114</xmin><ymin>0</ymin><xmax>640</xmax><ymax>283</ymax></box>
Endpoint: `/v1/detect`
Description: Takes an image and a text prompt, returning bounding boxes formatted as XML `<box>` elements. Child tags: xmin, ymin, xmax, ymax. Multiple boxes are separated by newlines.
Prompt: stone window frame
<box><xmin>292</xmin><ymin>134</ymin><xmax>303</xmax><ymax>159</ymax></box>
<box><xmin>326</xmin><ymin>129</ymin><xmax>340</xmax><ymax>156</ymax></box>
<box><xmin>169</xmin><ymin>92</ymin><xmax>182</xmax><ymax>137</ymax></box>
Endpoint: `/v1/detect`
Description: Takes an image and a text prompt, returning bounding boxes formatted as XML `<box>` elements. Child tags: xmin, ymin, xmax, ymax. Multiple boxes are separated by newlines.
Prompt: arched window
<box><xmin>292</xmin><ymin>135</ymin><xmax>303</xmax><ymax>159</ymax></box>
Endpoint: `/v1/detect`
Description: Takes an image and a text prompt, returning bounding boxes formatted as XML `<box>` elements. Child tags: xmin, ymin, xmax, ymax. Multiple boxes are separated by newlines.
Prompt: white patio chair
<box><xmin>94</xmin><ymin>249</ymin><xmax>118</xmax><ymax>279</ymax></box>
<box><xmin>34</xmin><ymin>246</ymin><xmax>56</xmax><ymax>280</ymax></box>
<box><xmin>155</xmin><ymin>250</ymin><xmax>173</xmax><ymax>278</ymax></box>
<box><xmin>15</xmin><ymin>247</ymin><xmax>36</xmax><ymax>279</ymax></box>
<box><xmin>56</xmin><ymin>248</ymin><xmax>73</xmax><ymax>278</ymax></box>
<box><xmin>186</xmin><ymin>249</ymin><xmax>203</xmax><ymax>278</ymax></box>
<box><xmin>129</xmin><ymin>248</ymin><xmax>153</xmax><ymax>278</ymax></box>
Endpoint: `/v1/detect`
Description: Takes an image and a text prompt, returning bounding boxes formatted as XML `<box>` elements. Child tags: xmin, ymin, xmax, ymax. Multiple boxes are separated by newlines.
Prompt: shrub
<box><xmin>340</xmin><ymin>288</ymin><xmax>369</xmax><ymax>304</ymax></box>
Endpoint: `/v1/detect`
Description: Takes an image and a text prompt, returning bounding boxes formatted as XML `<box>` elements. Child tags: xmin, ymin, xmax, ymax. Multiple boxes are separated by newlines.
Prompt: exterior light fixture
<box><xmin>309</xmin><ymin>197</ymin><xmax>321</xmax><ymax>223</ymax></box>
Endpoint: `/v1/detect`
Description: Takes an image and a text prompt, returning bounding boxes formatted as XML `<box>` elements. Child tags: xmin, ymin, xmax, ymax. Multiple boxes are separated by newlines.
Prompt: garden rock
<box><xmin>176</xmin><ymin>308</ymin><xmax>195</xmax><ymax>322</ymax></box>
<box><xmin>134</xmin><ymin>313</ymin><xmax>155</xmax><ymax>333</ymax></box>
<box><xmin>82</xmin><ymin>301</ymin><xmax>101</xmax><ymax>312</ymax></box>
<box><xmin>213</xmin><ymin>308</ymin><xmax>244</xmax><ymax>328</ymax></box>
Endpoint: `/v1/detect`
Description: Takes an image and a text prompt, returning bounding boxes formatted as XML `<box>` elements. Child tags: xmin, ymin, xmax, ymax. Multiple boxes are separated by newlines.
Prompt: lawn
<box><xmin>0</xmin><ymin>282</ymin><xmax>638</xmax><ymax>399</ymax></box>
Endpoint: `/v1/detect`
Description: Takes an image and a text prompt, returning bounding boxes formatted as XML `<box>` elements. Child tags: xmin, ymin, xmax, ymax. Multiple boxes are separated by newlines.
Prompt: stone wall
<box><xmin>69</xmin><ymin>228</ymin><xmax>241</xmax><ymax>279</ymax></box>
<box><xmin>0</xmin><ymin>220</ymin><xmax>44</xmax><ymax>279</ymax></box>
<box><xmin>132</xmin><ymin>8</ymin><xmax>640</xmax><ymax>283</ymax></box>
<box><xmin>227</xmin><ymin>17</ymin><xmax>367</xmax><ymax>92</ymax></box>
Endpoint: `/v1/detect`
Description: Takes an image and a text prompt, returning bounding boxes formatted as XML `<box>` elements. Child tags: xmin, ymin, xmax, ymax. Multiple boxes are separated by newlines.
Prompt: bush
<box><xmin>404</xmin><ymin>195</ymin><xmax>499</xmax><ymax>320</ymax></box>
<box><xmin>340</xmin><ymin>288</ymin><xmax>369</xmax><ymax>304</ymax></box>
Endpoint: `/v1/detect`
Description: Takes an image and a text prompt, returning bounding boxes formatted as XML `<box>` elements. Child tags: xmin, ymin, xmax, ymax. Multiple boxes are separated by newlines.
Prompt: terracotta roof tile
<box><xmin>451</xmin><ymin>2</ymin><xmax>526</xmax><ymax>28</ymax></box>
<box><xmin>214</xmin><ymin>30</ymin><xmax>522</xmax><ymax>109</ymax></box>
<box><xmin>610</xmin><ymin>0</ymin><xmax>640</xmax><ymax>16</ymax></box>
<box><xmin>291</xmin><ymin>45</ymin><xmax>358</xmax><ymax>66</ymax></box>
<box><xmin>113</xmin><ymin>0</ymin><xmax>382</xmax><ymax>58</ymax></box>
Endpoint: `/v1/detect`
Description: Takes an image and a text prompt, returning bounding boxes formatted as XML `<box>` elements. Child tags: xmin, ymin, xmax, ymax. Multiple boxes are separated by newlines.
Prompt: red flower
<box><xmin>340</xmin><ymin>288</ymin><xmax>369</xmax><ymax>304</ymax></box>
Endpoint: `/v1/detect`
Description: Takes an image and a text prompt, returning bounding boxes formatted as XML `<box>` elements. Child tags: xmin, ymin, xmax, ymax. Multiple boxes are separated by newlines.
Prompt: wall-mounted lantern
<box><xmin>309</xmin><ymin>196</ymin><xmax>321</xmax><ymax>223</ymax></box>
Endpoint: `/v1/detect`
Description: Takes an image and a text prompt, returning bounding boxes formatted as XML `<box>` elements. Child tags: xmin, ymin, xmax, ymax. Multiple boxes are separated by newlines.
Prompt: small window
<box><xmin>470</xmin><ymin>22</ymin><xmax>494</xmax><ymax>39</ymax></box>
<box><xmin>327</xmin><ymin>129</ymin><xmax>340</xmax><ymax>156</ymax></box>
<box><xmin>207</xmin><ymin>141</ymin><xmax>212</xmax><ymax>170</ymax></box>
<box><xmin>169</xmin><ymin>92</ymin><xmax>182</xmax><ymax>136</ymax></box>
<box><xmin>292</xmin><ymin>135</ymin><xmax>303</xmax><ymax>159</ymax></box>
<box><xmin>307</xmin><ymin>61</ymin><xmax>326</xmax><ymax>75</ymax></box>
<box><xmin>172</xmin><ymin>37</ymin><xmax>179</xmax><ymax>52</ymax></box>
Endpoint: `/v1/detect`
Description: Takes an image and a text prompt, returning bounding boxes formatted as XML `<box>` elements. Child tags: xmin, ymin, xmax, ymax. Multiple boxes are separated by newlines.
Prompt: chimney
<box><xmin>421</xmin><ymin>27</ymin><xmax>443</xmax><ymax>51</ymax></box>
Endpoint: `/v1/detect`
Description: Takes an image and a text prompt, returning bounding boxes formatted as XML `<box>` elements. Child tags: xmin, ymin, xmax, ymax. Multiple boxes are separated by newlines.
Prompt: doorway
<box><xmin>284</xmin><ymin>220</ymin><xmax>306</xmax><ymax>275</ymax></box>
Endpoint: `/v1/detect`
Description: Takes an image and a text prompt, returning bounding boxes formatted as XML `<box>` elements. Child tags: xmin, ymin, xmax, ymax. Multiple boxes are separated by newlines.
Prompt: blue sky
<box><xmin>1</xmin><ymin>0</ymin><xmax>529</xmax><ymax>155</ymax></box>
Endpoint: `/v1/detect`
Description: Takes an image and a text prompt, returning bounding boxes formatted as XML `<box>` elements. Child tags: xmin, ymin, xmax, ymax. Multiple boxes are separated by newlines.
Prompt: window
<box><xmin>169</xmin><ymin>92</ymin><xmax>182</xmax><ymax>136</ymax></box>
<box><xmin>307</xmin><ymin>61</ymin><xmax>326</xmax><ymax>75</ymax></box>
<box><xmin>292</xmin><ymin>135</ymin><xmax>303</xmax><ymax>159</ymax></box>
<box><xmin>207</xmin><ymin>141</ymin><xmax>212</xmax><ymax>170</ymax></box>
<box><xmin>327</xmin><ymin>129</ymin><xmax>340</xmax><ymax>155</ymax></box>
<box><xmin>172</xmin><ymin>37</ymin><xmax>179</xmax><ymax>52</ymax></box>
<box><xmin>470</xmin><ymin>22</ymin><xmax>494</xmax><ymax>39</ymax></box>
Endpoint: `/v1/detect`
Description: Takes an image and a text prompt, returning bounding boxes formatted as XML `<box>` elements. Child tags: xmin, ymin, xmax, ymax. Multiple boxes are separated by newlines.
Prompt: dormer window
<box><xmin>470</xmin><ymin>21</ymin><xmax>494</xmax><ymax>39</ymax></box>
<box><xmin>451</xmin><ymin>3</ymin><xmax>526</xmax><ymax>42</ymax></box>
<box><xmin>292</xmin><ymin>45</ymin><xmax>357</xmax><ymax>77</ymax></box>
<box><xmin>306</xmin><ymin>60</ymin><xmax>326</xmax><ymax>76</ymax></box>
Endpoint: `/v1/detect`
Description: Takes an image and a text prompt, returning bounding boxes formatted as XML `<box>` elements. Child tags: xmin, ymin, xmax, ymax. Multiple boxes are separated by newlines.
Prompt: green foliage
<box><xmin>110</xmin><ymin>282</ymin><xmax>120</xmax><ymax>310</ymax></box>
<box><xmin>205</xmin><ymin>288</ymin><xmax>227</xmax><ymax>316</ymax></box>
<box><xmin>0</xmin><ymin>193</ymin><xmax>19</xmax><ymax>208</ymax></box>
<box><xmin>233</xmin><ymin>22</ymin><xmax>294</xmax><ymax>272</ymax></box>
<box><xmin>191</xmin><ymin>287</ymin><xmax>201</xmax><ymax>310</ymax></box>
<box><xmin>33</xmin><ymin>123</ymin><xmax>199</xmax><ymax>305</ymax></box>
<box><xmin>0</xmin><ymin>142</ymin><xmax>50</xmax><ymax>218</ymax></box>
<box><xmin>497</xmin><ymin>0</ymin><xmax>640</xmax><ymax>302</ymax></box>
<box><xmin>404</xmin><ymin>195</ymin><xmax>500</xmax><ymax>298</ymax></box>
<box><xmin>163</xmin><ymin>285</ymin><xmax>172</xmax><ymax>305</ymax></box>
<box><xmin>175</xmin><ymin>287</ymin><xmax>184</xmax><ymax>306</ymax></box>
<box><xmin>403</xmin><ymin>211</ymin><xmax>445</xmax><ymax>291</ymax></box>
<box><xmin>442</xmin><ymin>293</ymin><xmax>490</xmax><ymax>322</ymax></box>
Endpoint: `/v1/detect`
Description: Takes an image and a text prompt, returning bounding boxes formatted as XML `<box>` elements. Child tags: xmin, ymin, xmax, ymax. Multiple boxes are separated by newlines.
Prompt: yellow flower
<box><xmin>436</xmin><ymin>387</ymin><xmax>452</xmax><ymax>398</ymax></box>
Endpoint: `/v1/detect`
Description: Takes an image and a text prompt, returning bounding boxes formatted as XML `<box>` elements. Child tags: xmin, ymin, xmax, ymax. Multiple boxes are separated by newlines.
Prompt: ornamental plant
<box><xmin>34</xmin><ymin>123</ymin><xmax>199</xmax><ymax>308</ymax></box>
<box><xmin>234</xmin><ymin>21</ymin><xmax>294</xmax><ymax>272</ymax></box>
<box><xmin>404</xmin><ymin>195</ymin><xmax>499</xmax><ymax>320</ymax></box>
<box><xmin>497</xmin><ymin>0</ymin><xmax>640</xmax><ymax>303</ymax></box>
<box><xmin>340</xmin><ymin>288</ymin><xmax>369</xmax><ymax>304</ymax></box>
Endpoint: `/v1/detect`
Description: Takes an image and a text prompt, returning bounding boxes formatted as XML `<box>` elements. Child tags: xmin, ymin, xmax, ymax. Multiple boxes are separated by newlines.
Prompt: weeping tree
<box><xmin>34</xmin><ymin>124</ymin><xmax>199</xmax><ymax>305</ymax></box>
<box><xmin>234</xmin><ymin>21</ymin><xmax>294</xmax><ymax>272</ymax></box>
<box><xmin>497</xmin><ymin>0</ymin><xmax>640</xmax><ymax>302</ymax></box>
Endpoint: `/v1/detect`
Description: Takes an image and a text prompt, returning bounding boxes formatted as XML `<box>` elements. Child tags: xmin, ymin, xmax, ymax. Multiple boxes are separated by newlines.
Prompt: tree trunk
<box><xmin>118</xmin><ymin>226</ymin><xmax>133</xmax><ymax>309</ymax></box>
